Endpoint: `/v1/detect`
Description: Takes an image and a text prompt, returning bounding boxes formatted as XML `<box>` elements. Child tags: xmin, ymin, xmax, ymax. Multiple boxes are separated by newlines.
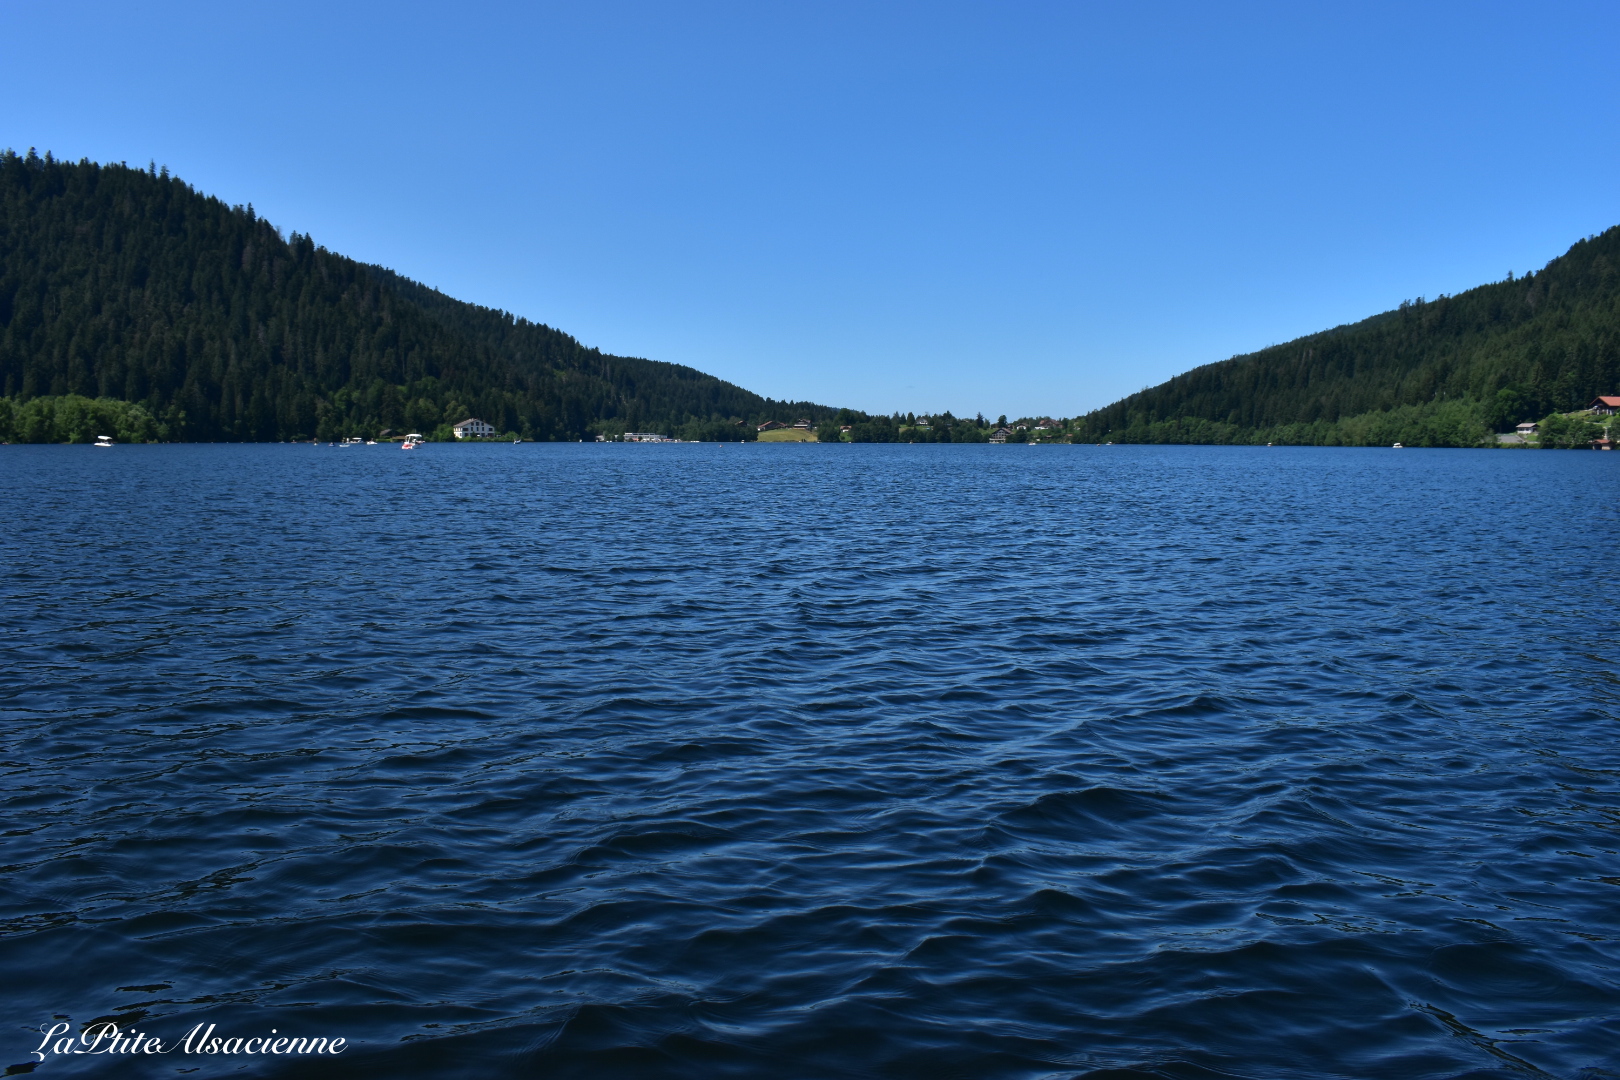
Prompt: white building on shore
<box><xmin>452</xmin><ymin>418</ymin><xmax>495</xmax><ymax>439</ymax></box>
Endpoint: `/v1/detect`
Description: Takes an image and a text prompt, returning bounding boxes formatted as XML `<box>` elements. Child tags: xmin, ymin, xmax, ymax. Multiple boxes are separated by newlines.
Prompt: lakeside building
<box><xmin>1589</xmin><ymin>396</ymin><xmax>1620</xmax><ymax>415</ymax></box>
<box><xmin>1516</xmin><ymin>422</ymin><xmax>1539</xmax><ymax>436</ymax></box>
<box><xmin>623</xmin><ymin>432</ymin><xmax>673</xmax><ymax>442</ymax></box>
<box><xmin>452</xmin><ymin>418</ymin><xmax>495</xmax><ymax>439</ymax></box>
<box><xmin>792</xmin><ymin>419</ymin><xmax>812</xmax><ymax>430</ymax></box>
<box><xmin>757</xmin><ymin>421</ymin><xmax>785</xmax><ymax>432</ymax></box>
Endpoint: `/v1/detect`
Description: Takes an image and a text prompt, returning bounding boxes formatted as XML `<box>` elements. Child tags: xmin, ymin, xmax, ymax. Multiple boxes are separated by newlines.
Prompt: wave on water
<box><xmin>2</xmin><ymin>442</ymin><xmax>1617</xmax><ymax>1079</ymax></box>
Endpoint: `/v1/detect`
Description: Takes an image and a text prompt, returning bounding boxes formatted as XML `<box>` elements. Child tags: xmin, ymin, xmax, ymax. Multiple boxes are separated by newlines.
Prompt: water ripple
<box><xmin>2</xmin><ymin>443</ymin><xmax>1617</xmax><ymax>1078</ymax></box>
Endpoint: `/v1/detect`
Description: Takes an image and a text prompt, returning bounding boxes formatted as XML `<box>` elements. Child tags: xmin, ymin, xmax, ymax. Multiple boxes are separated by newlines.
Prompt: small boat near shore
<box><xmin>402</xmin><ymin>433</ymin><xmax>424</xmax><ymax>450</ymax></box>
<box><xmin>94</xmin><ymin>435</ymin><xmax>114</xmax><ymax>448</ymax></box>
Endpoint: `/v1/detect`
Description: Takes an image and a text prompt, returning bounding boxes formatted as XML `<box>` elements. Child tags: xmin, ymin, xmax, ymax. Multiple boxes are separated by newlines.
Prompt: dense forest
<box><xmin>0</xmin><ymin>149</ymin><xmax>834</xmax><ymax>442</ymax></box>
<box><xmin>1074</xmin><ymin>225</ymin><xmax>1620</xmax><ymax>446</ymax></box>
<box><xmin>6</xmin><ymin>149</ymin><xmax>1615</xmax><ymax>448</ymax></box>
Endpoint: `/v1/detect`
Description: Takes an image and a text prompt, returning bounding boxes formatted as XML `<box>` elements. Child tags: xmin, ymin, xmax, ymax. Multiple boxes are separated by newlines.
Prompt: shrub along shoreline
<box><xmin>2</xmin><ymin>393</ymin><xmax>1612</xmax><ymax>448</ymax></box>
<box><xmin>0</xmin><ymin>395</ymin><xmax>165</xmax><ymax>444</ymax></box>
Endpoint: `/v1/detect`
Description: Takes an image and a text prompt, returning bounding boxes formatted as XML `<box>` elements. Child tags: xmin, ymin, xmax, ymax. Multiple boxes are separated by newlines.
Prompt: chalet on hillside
<box><xmin>1516</xmin><ymin>422</ymin><xmax>1538</xmax><ymax>436</ymax></box>
<box><xmin>1589</xmin><ymin>396</ymin><xmax>1620</xmax><ymax>415</ymax></box>
<box><xmin>757</xmin><ymin>421</ymin><xmax>785</xmax><ymax>432</ymax></box>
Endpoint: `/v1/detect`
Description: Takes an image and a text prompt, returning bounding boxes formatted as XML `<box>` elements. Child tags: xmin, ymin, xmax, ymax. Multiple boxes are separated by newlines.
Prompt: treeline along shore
<box><xmin>2</xmin><ymin>148</ymin><xmax>1617</xmax><ymax>447</ymax></box>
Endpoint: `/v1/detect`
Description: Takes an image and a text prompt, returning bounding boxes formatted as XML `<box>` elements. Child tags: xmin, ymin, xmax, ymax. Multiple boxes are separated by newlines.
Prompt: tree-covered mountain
<box><xmin>1074</xmin><ymin>225</ymin><xmax>1620</xmax><ymax>446</ymax></box>
<box><xmin>0</xmin><ymin>149</ymin><xmax>834</xmax><ymax>442</ymax></box>
<box><xmin>9</xmin><ymin>148</ymin><xmax>1614</xmax><ymax>448</ymax></box>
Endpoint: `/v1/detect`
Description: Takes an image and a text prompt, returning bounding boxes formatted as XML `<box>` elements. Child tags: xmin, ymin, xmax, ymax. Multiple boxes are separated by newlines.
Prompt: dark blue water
<box><xmin>3</xmin><ymin>442</ymin><xmax>1618</xmax><ymax>1079</ymax></box>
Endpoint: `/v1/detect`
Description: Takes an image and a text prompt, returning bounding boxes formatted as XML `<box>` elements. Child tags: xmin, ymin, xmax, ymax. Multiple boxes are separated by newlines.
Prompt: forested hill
<box><xmin>1074</xmin><ymin>225</ymin><xmax>1620</xmax><ymax>446</ymax></box>
<box><xmin>0</xmin><ymin>149</ymin><xmax>832</xmax><ymax>441</ymax></box>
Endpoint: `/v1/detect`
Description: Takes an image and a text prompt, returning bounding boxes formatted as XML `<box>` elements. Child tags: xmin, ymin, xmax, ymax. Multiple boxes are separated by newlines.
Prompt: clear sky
<box><xmin>3</xmin><ymin>1</ymin><xmax>1617</xmax><ymax>418</ymax></box>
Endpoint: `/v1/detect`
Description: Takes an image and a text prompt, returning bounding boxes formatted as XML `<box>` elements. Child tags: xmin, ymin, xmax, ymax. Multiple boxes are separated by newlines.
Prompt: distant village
<box><xmin>594</xmin><ymin>413</ymin><xmax>1080</xmax><ymax>444</ymax></box>
<box><xmin>747</xmin><ymin>414</ymin><xmax>1076</xmax><ymax>444</ymax></box>
<box><xmin>429</xmin><ymin>396</ymin><xmax>1620</xmax><ymax>449</ymax></box>
<box><xmin>1500</xmin><ymin>396</ymin><xmax>1619</xmax><ymax>450</ymax></box>
<box><xmin>425</xmin><ymin>412</ymin><xmax>1087</xmax><ymax>444</ymax></box>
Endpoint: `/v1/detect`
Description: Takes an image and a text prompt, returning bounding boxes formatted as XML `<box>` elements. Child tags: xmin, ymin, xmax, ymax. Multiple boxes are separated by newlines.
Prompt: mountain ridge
<box><xmin>1073</xmin><ymin>225</ymin><xmax>1620</xmax><ymax>446</ymax></box>
<box><xmin>5</xmin><ymin>148</ymin><xmax>1617</xmax><ymax>448</ymax></box>
<box><xmin>0</xmin><ymin>149</ymin><xmax>834</xmax><ymax>442</ymax></box>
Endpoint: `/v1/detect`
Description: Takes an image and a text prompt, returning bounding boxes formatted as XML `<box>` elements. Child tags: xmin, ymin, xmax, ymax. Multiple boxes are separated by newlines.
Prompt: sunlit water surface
<box><xmin>2</xmin><ymin>442</ymin><xmax>1617</xmax><ymax>1079</ymax></box>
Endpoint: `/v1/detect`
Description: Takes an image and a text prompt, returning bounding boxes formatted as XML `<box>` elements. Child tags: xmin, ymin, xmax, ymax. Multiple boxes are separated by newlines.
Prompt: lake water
<box><xmin>2</xmin><ymin>442</ymin><xmax>1617</xmax><ymax>1079</ymax></box>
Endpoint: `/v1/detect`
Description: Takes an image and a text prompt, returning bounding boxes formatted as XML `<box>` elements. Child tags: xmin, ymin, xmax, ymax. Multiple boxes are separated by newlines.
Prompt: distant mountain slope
<box><xmin>0</xmin><ymin>149</ymin><xmax>831</xmax><ymax>441</ymax></box>
<box><xmin>1075</xmin><ymin>226</ymin><xmax>1620</xmax><ymax>446</ymax></box>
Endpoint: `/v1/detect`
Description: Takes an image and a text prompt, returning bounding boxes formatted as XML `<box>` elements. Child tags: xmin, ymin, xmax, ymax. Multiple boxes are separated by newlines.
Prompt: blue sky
<box><xmin>3</xmin><ymin>1</ymin><xmax>1617</xmax><ymax>417</ymax></box>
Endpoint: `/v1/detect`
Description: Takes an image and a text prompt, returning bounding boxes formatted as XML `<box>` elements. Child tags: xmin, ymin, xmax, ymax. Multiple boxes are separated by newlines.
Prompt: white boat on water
<box><xmin>94</xmin><ymin>435</ymin><xmax>114</xmax><ymax>448</ymax></box>
<box><xmin>402</xmin><ymin>433</ymin><xmax>424</xmax><ymax>450</ymax></box>
<box><xmin>1392</xmin><ymin>442</ymin><xmax>1404</xmax><ymax>448</ymax></box>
